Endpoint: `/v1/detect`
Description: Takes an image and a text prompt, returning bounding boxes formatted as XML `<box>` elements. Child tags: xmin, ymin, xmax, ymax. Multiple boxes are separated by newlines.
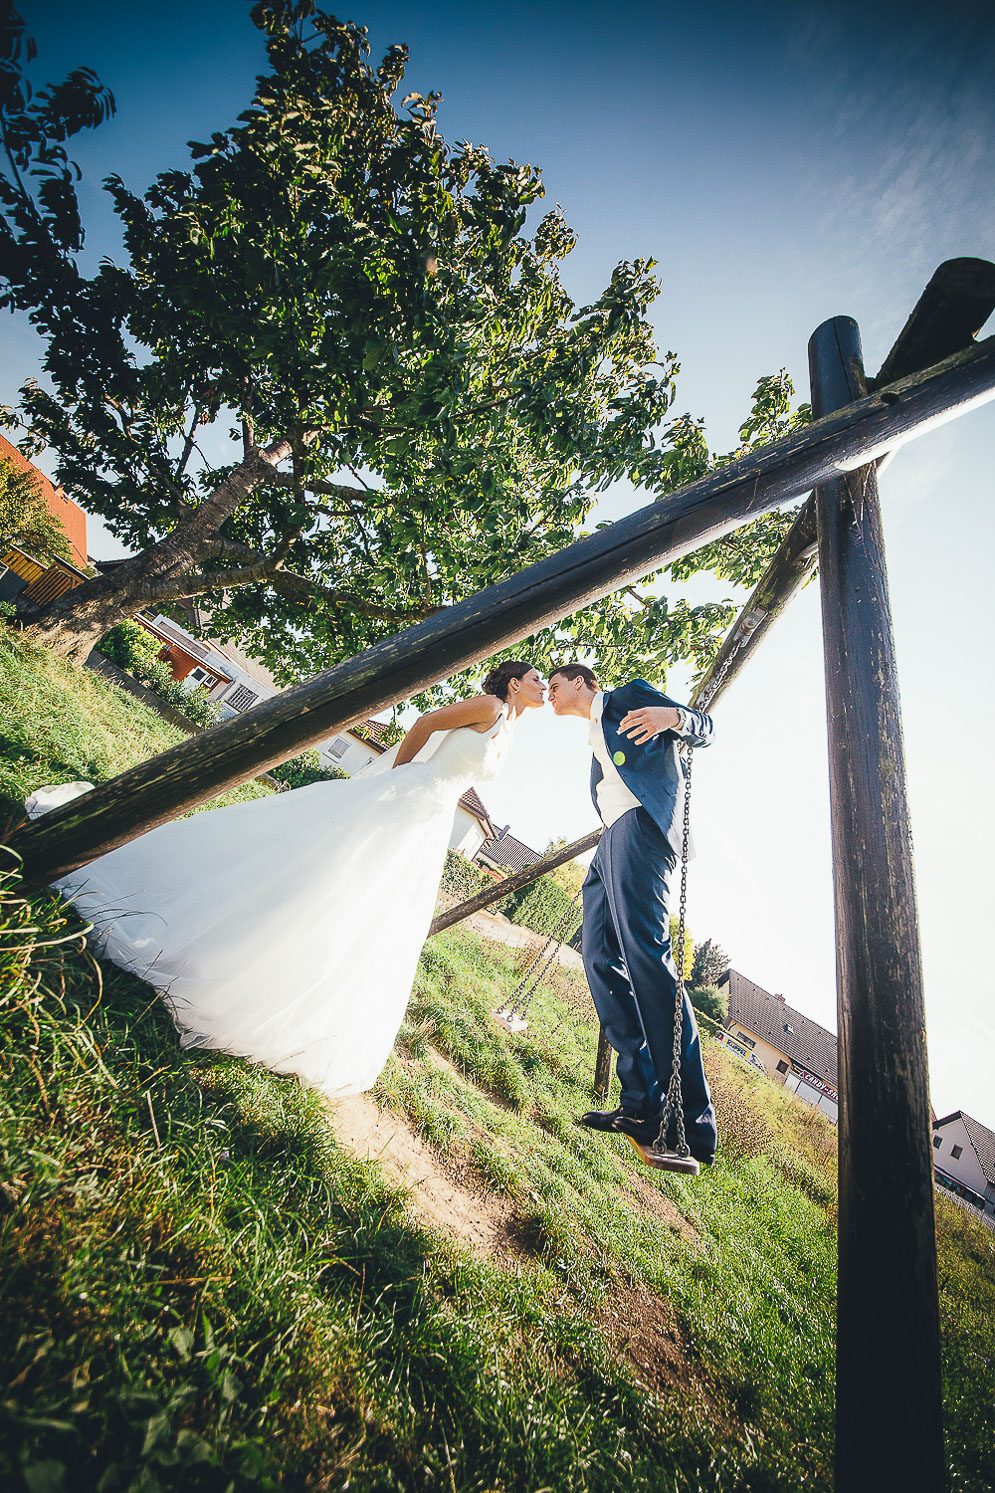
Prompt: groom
<box><xmin>547</xmin><ymin>665</ymin><xmax>718</xmax><ymax>1165</ymax></box>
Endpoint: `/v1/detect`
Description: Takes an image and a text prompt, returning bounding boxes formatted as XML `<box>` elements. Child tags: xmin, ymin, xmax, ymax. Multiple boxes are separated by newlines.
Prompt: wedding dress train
<box><xmin>26</xmin><ymin>709</ymin><xmax>513</xmax><ymax>1097</ymax></box>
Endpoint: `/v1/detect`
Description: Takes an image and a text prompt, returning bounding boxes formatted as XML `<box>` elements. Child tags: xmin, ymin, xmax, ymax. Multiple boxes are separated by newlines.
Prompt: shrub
<box><xmin>690</xmin><ymin>983</ymin><xmax>729</xmax><ymax>1026</ymax></box>
<box><xmin>136</xmin><ymin>656</ymin><xmax>181</xmax><ymax>698</ymax></box>
<box><xmin>439</xmin><ymin>849</ymin><xmax>496</xmax><ymax>906</ymax></box>
<box><xmin>95</xmin><ymin>619</ymin><xmax>161</xmax><ymax>672</ymax></box>
<box><xmin>270</xmin><ymin>750</ymin><xmax>348</xmax><ymax>789</ymax></box>
<box><xmin>506</xmin><ymin>872</ymin><xmax>580</xmax><ymax>940</ymax></box>
<box><xmin>176</xmin><ymin>686</ymin><xmax>222</xmax><ymax>729</ymax></box>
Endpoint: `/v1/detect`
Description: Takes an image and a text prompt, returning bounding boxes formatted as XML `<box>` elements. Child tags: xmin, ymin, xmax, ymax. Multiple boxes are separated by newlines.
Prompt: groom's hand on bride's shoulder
<box><xmin>618</xmin><ymin>705</ymin><xmax>682</xmax><ymax>744</ymax></box>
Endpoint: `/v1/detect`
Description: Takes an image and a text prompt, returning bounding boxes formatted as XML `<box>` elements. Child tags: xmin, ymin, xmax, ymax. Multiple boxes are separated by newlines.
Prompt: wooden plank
<box><xmin>811</xmin><ymin>317</ymin><xmax>945</xmax><ymax>1492</ymax></box>
<box><xmin>429</xmin><ymin>829</ymin><xmax>601</xmax><ymax>935</ymax></box>
<box><xmin>9</xmin><ymin>333</ymin><xmax>995</xmax><ymax>885</ymax></box>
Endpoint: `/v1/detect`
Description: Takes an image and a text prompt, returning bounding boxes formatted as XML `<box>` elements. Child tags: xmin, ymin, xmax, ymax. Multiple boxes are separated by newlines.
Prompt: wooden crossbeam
<box><xmin>9</xmin><ymin>332</ymin><xmax>995</xmax><ymax>885</ymax></box>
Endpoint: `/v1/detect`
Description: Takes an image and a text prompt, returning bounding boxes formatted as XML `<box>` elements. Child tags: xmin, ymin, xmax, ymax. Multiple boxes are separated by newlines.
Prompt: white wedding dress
<box><xmin>26</xmin><ymin>708</ymin><xmax>513</xmax><ymax>1097</ymax></box>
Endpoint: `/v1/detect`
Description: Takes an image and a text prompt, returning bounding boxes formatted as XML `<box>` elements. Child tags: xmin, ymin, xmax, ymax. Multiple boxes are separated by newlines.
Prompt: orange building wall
<box><xmin>0</xmin><ymin>432</ymin><xmax>88</xmax><ymax>568</ymax></box>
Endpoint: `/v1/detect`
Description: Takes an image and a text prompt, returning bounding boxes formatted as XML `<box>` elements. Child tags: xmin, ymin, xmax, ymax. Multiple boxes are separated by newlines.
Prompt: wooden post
<box><xmin>810</xmin><ymin>317</ymin><xmax>945</xmax><ymax>1492</ymax></box>
<box><xmin>9</xmin><ymin>333</ymin><xmax>995</xmax><ymax>886</ymax></box>
<box><xmin>594</xmin><ymin>1024</ymin><xmax>613</xmax><ymax>1098</ymax></box>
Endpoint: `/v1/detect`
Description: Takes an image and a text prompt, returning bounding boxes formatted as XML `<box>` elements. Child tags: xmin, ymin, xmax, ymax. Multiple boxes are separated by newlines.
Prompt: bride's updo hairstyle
<box><xmin>482</xmin><ymin>659</ymin><xmax>535</xmax><ymax>702</ymax></box>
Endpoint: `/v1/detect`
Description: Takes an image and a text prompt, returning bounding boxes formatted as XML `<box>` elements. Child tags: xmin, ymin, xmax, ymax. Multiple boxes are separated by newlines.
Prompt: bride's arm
<box><xmin>392</xmin><ymin>694</ymin><xmax>503</xmax><ymax>768</ymax></box>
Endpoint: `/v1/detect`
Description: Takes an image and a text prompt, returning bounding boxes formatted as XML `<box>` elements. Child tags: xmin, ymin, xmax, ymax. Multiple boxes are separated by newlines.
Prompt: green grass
<box><xmin>0</xmin><ymin>629</ymin><xmax>271</xmax><ymax>828</ymax></box>
<box><xmin>2</xmin><ymin>627</ymin><xmax>994</xmax><ymax>1491</ymax></box>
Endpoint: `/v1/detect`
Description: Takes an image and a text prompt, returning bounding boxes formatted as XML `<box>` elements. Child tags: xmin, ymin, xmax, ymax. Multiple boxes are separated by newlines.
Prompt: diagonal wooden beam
<box><xmin>428</xmin><ymin>830</ymin><xmax>601</xmax><ymax>936</ymax></box>
<box><xmin>9</xmin><ymin>332</ymin><xmax>995</xmax><ymax>884</ymax></box>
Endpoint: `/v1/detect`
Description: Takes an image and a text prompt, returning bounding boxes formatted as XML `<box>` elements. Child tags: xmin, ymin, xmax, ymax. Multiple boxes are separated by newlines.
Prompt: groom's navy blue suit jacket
<box><xmin>591</xmin><ymin>679</ymin><xmax>714</xmax><ymax>852</ymax></box>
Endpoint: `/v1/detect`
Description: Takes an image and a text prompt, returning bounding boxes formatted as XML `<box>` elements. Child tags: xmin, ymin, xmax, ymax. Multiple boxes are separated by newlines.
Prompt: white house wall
<box><xmin>449</xmin><ymin>806</ymin><xmax>486</xmax><ymax>858</ymax></box>
<box><xmin>933</xmin><ymin>1117</ymin><xmax>992</xmax><ymax>1200</ymax></box>
<box><xmin>317</xmin><ymin>736</ymin><xmax>378</xmax><ymax>775</ymax></box>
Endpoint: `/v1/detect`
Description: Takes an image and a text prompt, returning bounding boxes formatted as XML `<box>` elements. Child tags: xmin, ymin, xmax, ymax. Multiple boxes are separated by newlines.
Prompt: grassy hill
<box><xmin>2</xmin><ymin>628</ymin><xmax>993</xmax><ymax>1491</ymax></box>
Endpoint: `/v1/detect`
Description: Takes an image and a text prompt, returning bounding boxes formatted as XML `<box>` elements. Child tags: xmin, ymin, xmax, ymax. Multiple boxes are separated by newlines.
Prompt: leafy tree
<box><xmin>543</xmin><ymin>835</ymin><xmax>586</xmax><ymax>899</ymax></box>
<box><xmin>269</xmin><ymin>749</ymin><xmax>347</xmax><ymax>788</ymax></box>
<box><xmin>95</xmin><ymin>619</ymin><xmax>161</xmax><ymax>673</ymax></box>
<box><xmin>0</xmin><ymin>453</ymin><xmax>72</xmax><ymax>564</ymax></box>
<box><xmin>689</xmin><ymin>983</ymin><xmax>729</xmax><ymax>1027</ymax></box>
<box><xmin>691</xmin><ymin>936</ymin><xmax>729</xmax><ymax>989</ymax></box>
<box><xmin>1</xmin><ymin>1</ymin><xmax>802</xmax><ymax>690</ymax></box>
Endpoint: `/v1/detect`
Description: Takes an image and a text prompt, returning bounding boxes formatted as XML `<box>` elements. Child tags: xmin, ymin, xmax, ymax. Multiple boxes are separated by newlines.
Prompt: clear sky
<box><xmin>6</xmin><ymin>0</ymin><xmax>995</xmax><ymax>1126</ymax></box>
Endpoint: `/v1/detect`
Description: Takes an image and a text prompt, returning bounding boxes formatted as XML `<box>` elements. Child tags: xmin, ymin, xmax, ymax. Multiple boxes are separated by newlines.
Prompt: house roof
<box><xmin>477</xmin><ymin>829</ymin><xmax>544</xmax><ymax>873</ymax></box>
<box><xmin>723</xmin><ymin>969</ymin><xmax>838</xmax><ymax>1087</ymax></box>
<box><xmin>351</xmin><ymin>718</ymin><xmax>395</xmax><ymax>752</ymax></box>
<box><xmin>934</xmin><ymin>1112</ymin><xmax>995</xmax><ymax>1187</ymax></box>
<box><xmin>457</xmin><ymin>786</ymin><xmax>494</xmax><ymax>835</ymax></box>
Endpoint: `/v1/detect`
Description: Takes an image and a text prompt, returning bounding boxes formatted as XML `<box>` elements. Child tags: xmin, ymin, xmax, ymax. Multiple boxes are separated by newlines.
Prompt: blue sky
<box><xmin>7</xmin><ymin>0</ymin><xmax>995</xmax><ymax>1124</ymax></box>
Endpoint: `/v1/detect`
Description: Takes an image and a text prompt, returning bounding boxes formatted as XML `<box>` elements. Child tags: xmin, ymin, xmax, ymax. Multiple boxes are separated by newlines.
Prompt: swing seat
<box><xmin>491</xmin><ymin>1006</ymin><xmax>528</xmax><ymax>1034</ymax></box>
<box><xmin>623</xmin><ymin>1133</ymin><xmax>701</xmax><ymax>1176</ymax></box>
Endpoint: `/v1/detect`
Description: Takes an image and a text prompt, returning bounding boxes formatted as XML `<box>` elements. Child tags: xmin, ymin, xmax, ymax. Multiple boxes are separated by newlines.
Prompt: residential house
<box><xmin>932</xmin><ymin>1111</ymin><xmax>995</xmax><ymax>1219</ymax></box>
<box><xmin>718</xmin><ymin>968</ymin><xmax>839</xmax><ymax>1122</ymax></box>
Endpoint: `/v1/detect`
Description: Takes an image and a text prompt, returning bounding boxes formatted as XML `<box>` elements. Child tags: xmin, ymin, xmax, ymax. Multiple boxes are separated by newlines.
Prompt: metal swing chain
<box><xmin>652</xmin><ymin>616</ymin><xmax>762</xmax><ymax>1158</ymax></box>
<box><xmin>506</xmin><ymin>883</ymin><xmax>584</xmax><ymax>1020</ymax></box>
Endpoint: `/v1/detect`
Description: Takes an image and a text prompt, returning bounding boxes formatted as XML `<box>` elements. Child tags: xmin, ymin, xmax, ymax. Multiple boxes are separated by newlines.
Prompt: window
<box><xmin>951</xmin><ymin>1144</ymin><xmax>963</xmax><ymax>1160</ymax></box>
<box><xmin>735</xmin><ymin>1032</ymin><xmax>756</xmax><ymax>1050</ymax></box>
<box><xmin>776</xmin><ymin>1060</ymin><xmax>789</xmax><ymax>1074</ymax></box>
<box><xmin>328</xmin><ymin>738</ymin><xmax>348</xmax><ymax>759</ymax></box>
<box><xmin>225</xmin><ymin>684</ymin><xmax>259</xmax><ymax>713</ymax></box>
<box><xmin>933</xmin><ymin>1136</ymin><xmax>942</xmax><ymax>1149</ymax></box>
<box><xmin>190</xmin><ymin>667</ymin><xmax>207</xmax><ymax>682</ymax></box>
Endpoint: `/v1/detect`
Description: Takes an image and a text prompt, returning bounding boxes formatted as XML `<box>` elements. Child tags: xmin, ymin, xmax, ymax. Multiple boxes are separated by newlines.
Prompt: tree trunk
<box><xmin>20</xmin><ymin>559</ymin><xmax>166</xmax><ymax>660</ymax></box>
<box><xmin>18</xmin><ymin>437</ymin><xmax>293</xmax><ymax>662</ymax></box>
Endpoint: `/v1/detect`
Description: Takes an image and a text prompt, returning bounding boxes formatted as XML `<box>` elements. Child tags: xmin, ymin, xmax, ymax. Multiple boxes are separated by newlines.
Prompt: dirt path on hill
<box><xmin>326</xmin><ymin>1092</ymin><xmax>512</xmax><ymax>1256</ymax></box>
<box><xmin>326</xmin><ymin>1080</ymin><xmax>710</xmax><ymax>1409</ymax></box>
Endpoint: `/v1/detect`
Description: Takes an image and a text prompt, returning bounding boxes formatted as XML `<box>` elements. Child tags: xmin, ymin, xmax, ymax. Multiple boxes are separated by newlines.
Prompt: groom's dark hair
<box><xmin>550</xmin><ymin>663</ymin><xmax>598</xmax><ymax>689</ymax></box>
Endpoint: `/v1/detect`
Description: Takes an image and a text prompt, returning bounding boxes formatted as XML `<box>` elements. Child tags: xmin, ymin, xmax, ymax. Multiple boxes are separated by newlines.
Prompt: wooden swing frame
<box><xmin>8</xmin><ymin>257</ymin><xmax>995</xmax><ymax>1492</ymax></box>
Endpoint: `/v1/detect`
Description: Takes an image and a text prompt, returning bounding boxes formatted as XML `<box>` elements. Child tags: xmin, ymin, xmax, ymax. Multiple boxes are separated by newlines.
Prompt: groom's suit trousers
<box><xmin>582</xmin><ymin>807</ymin><xmax>717</xmax><ymax>1155</ymax></box>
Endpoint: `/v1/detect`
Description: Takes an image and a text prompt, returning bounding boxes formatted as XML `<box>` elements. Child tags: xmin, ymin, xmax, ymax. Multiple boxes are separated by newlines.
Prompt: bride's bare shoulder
<box><xmin>465</xmin><ymin>692</ymin><xmax>505</xmax><ymax>731</ymax></box>
<box><xmin>422</xmin><ymin>692</ymin><xmax>504</xmax><ymax>733</ymax></box>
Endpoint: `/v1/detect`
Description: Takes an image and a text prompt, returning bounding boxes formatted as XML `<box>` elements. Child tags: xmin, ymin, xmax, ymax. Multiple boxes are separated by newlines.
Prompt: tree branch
<box><xmin>268</xmin><ymin>470</ymin><xmax>370</xmax><ymax>503</ymax></box>
<box><xmin>175</xmin><ymin>402</ymin><xmax>202</xmax><ymax>480</ymax></box>
<box><xmin>269</xmin><ymin>568</ymin><xmax>438</xmax><ymax>622</ymax></box>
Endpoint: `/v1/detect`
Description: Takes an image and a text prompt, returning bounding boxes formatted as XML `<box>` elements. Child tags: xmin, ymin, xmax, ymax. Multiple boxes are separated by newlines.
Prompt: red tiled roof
<box><xmin>458</xmin><ymin>786</ymin><xmax>493</xmax><ymax>830</ymax></box>
<box><xmin>351</xmin><ymin>719</ymin><xmax>394</xmax><ymax>752</ymax></box>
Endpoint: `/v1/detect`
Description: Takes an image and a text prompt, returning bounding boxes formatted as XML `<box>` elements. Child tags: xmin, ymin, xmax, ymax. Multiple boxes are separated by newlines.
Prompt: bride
<box><xmin>26</xmin><ymin>660</ymin><xmax>546</xmax><ymax>1096</ymax></box>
